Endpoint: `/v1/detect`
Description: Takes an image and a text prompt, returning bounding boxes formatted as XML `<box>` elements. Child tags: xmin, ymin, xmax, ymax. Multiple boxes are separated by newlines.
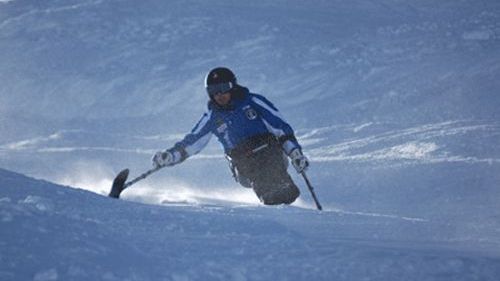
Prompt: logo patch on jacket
<box><xmin>244</xmin><ymin>106</ymin><xmax>258</xmax><ymax>120</ymax></box>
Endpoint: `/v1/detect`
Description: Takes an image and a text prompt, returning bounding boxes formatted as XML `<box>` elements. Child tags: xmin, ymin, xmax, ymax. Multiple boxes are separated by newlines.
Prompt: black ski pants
<box><xmin>228</xmin><ymin>135</ymin><xmax>300</xmax><ymax>205</ymax></box>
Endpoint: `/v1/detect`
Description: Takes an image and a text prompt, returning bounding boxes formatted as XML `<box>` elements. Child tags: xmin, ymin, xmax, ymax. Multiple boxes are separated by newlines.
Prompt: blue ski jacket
<box><xmin>168</xmin><ymin>86</ymin><xmax>301</xmax><ymax>164</ymax></box>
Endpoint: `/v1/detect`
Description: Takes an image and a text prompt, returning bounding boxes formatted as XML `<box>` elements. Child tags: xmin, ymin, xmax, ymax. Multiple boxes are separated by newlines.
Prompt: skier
<box><xmin>152</xmin><ymin>67</ymin><xmax>309</xmax><ymax>205</ymax></box>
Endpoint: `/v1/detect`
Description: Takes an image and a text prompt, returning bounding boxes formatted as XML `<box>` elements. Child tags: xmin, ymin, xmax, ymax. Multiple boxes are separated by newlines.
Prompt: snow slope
<box><xmin>1</xmin><ymin>0</ymin><xmax>500</xmax><ymax>279</ymax></box>
<box><xmin>1</xmin><ymin>168</ymin><xmax>500</xmax><ymax>281</ymax></box>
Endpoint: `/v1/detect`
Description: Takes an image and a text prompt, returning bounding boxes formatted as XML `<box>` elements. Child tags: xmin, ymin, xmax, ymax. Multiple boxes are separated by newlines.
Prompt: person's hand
<box><xmin>289</xmin><ymin>149</ymin><xmax>309</xmax><ymax>173</ymax></box>
<box><xmin>152</xmin><ymin>150</ymin><xmax>174</xmax><ymax>168</ymax></box>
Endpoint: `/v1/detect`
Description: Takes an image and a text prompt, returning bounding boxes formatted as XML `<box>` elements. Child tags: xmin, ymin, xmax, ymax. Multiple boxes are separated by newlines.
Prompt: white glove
<box><xmin>289</xmin><ymin>149</ymin><xmax>309</xmax><ymax>173</ymax></box>
<box><xmin>152</xmin><ymin>150</ymin><xmax>174</xmax><ymax>168</ymax></box>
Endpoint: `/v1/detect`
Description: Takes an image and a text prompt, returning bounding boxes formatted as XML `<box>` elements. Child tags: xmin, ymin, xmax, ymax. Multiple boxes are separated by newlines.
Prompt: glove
<box><xmin>289</xmin><ymin>149</ymin><xmax>309</xmax><ymax>173</ymax></box>
<box><xmin>152</xmin><ymin>150</ymin><xmax>174</xmax><ymax>168</ymax></box>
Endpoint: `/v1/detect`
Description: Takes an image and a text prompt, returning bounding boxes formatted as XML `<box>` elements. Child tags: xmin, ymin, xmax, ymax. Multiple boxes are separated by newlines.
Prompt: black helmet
<box><xmin>205</xmin><ymin>67</ymin><xmax>237</xmax><ymax>96</ymax></box>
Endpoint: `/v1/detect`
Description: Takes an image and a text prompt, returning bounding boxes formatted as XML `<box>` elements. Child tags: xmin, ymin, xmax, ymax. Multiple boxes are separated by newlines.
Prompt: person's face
<box><xmin>213</xmin><ymin>91</ymin><xmax>231</xmax><ymax>106</ymax></box>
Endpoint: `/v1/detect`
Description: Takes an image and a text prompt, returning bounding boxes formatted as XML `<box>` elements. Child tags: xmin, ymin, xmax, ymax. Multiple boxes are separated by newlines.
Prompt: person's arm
<box><xmin>250</xmin><ymin>94</ymin><xmax>301</xmax><ymax>155</ymax></box>
<box><xmin>152</xmin><ymin>111</ymin><xmax>213</xmax><ymax>167</ymax></box>
<box><xmin>250</xmin><ymin>94</ymin><xmax>309</xmax><ymax>173</ymax></box>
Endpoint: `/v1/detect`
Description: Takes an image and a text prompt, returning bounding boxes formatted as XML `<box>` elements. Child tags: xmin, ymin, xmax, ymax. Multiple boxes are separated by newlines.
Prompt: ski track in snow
<box><xmin>0</xmin><ymin>0</ymin><xmax>104</xmax><ymax>30</ymax></box>
<box><xmin>327</xmin><ymin>208</ymin><xmax>429</xmax><ymax>223</ymax></box>
<box><xmin>303</xmin><ymin>120</ymin><xmax>500</xmax><ymax>165</ymax></box>
<box><xmin>1</xmin><ymin>120</ymin><xmax>499</xmax><ymax>165</ymax></box>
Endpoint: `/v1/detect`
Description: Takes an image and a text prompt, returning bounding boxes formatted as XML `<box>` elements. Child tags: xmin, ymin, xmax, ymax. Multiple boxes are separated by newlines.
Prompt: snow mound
<box><xmin>1</xmin><ymin>168</ymin><xmax>500</xmax><ymax>280</ymax></box>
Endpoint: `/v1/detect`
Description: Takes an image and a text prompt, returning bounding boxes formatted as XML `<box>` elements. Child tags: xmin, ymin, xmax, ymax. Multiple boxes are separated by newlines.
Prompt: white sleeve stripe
<box><xmin>282</xmin><ymin>140</ymin><xmax>298</xmax><ymax>155</ymax></box>
<box><xmin>185</xmin><ymin>133</ymin><xmax>212</xmax><ymax>156</ymax></box>
<box><xmin>252</xmin><ymin>97</ymin><xmax>285</xmax><ymax>120</ymax></box>
<box><xmin>263</xmin><ymin>120</ymin><xmax>298</xmax><ymax>154</ymax></box>
<box><xmin>262</xmin><ymin>119</ymin><xmax>285</xmax><ymax>137</ymax></box>
<box><xmin>172</xmin><ymin>150</ymin><xmax>183</xmax><ymax>163</ymax></box>
<box><xmin>192</xmin><ymin>110</ymin><xmax>212</xmax><ymax>135</ymax></box>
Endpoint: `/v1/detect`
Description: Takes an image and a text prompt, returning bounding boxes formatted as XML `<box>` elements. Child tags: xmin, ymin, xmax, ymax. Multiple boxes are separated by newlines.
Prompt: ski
<box><xmin>108</xmin><ymin>169</ymin><xmax>129</xmax><ymax>198</ymax></box>
<box><xmin>108</xmin><ymin>166</ymin><xmax>164</xmax><ymax>199</ymax></box>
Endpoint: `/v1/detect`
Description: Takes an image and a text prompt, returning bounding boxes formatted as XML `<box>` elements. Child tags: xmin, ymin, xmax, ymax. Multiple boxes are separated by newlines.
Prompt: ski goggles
<box><xmin>206</xmin><ymin>82</ymin><xmax>234</xmax><ymax>97</ymax></box>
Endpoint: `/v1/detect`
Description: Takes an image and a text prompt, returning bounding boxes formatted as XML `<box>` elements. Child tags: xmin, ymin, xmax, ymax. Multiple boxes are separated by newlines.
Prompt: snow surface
<box><xmin>1</xmin><ymin>0</ymin><xmax>500</xmax><ymax>280</ymax></box>
<box><xmin>1</xmin><ymin>168</ymin><xmax>500</xmax><ymax>280</ymax></box>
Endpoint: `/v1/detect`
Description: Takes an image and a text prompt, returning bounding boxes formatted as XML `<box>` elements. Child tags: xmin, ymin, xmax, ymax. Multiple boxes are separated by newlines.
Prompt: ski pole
<box><xmin>108</xmin><ymin>165</ymin><xmax>165</xmax><ymax>199</ymax></box>
<box><xmin>301</xmin><ymin>171</ymin><xmax>322</xmax><ymax>211</ymax></box>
